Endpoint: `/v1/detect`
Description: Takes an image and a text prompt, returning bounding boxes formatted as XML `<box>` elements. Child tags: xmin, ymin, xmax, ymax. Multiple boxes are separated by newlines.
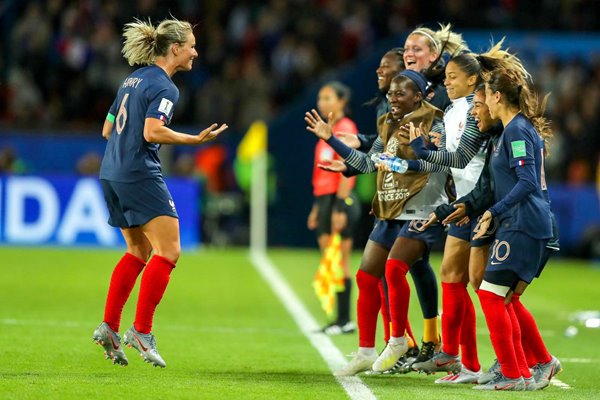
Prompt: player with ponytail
<box><xmin>92</xmin><ymin>17</ymin><xmax>228</xmax><ymax>368</ymax></box>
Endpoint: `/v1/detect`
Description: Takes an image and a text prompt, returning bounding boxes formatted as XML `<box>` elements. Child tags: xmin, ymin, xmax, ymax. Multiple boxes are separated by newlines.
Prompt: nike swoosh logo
<box><xmin>496</xmin><ymin>383</ymin><xmax>517</xmax><ymax>390</ymax></box>
<box><xmin>109</xmin><ymin>335</ymin><xmax>120</xmax><ymax>350</ymax></box>
<box><xmin>135</xmin><ymin>335</ymin><xmax>148</xmax><ymax>352</ymax></box>
<box><xmin>490</xmin><ymin>261</ymin><xmax>502</xmax><ymax>265</ymax></box>
<box><xmin>435</xmin><ymin>360</ymin><xmax>455</xmax><ymax>367</ymax></box>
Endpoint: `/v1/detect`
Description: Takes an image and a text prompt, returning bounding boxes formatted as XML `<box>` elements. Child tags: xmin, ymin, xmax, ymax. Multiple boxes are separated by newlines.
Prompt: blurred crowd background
<box><xmin>0</xmin><ymin>0</ymin><xmax>599</xmax><ymax>252</ymax></box>
<box><xmin>1</xmin><ymin>0</ymin><xmax>599</xmax><ymax>182</ymax></box>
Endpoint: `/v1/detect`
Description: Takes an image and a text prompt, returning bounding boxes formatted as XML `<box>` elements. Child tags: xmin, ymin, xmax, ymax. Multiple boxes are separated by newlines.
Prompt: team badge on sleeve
<box><xmin>158</xmin><ymin>98</ymin><xmax>173</xmax><ymax>115</ymax></box>
<box><xmin>511</xmin><ymin>140</ymin><xmax>526</xmax><ymax>158</ymax></box>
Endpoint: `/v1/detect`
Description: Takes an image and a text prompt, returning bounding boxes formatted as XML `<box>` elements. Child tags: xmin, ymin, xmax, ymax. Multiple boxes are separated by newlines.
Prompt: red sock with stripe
<box><xmin>134</xmin><ymin>255</ymin><xmax>176</xmax><ymax>334</ymax></box>
<box><xmin>378</xmin><ymin>280</ymin><xmax>391</xmax><ymax>343</ymax></box>
<box><xmin>441</xmin><ymin>282</ymin><xmax>465</xmax><ymax>356</ymax></box>
<box><xmin>356</xmin><ymin>270</ymin><xmax>381</xmax><ymax>347</ymax></box>
<box><xmin>507</xmin><ymin>303</ymin><xmax>532</xmax><ymax>378</ymax></box>
<box><xmin>385</xmin><ymin>258</ymin><xmax>410</xmax><ymax>338</ymax></box>
<box><xmin>478</xmin><ymin>289</ymin><xmax>521</xmax><ymax>379</ymax></box>
<box><xmin>103</xmin><ymin>252</ymin><xmax>146</xmax><ymax>332</ymax></box>
<box><xmin>460</xmin><ymin>289</ymin><xmax>481</xmax><ymax>372</ymax></box>
<box><xmin>511</xmin><ymin>294</ymin><xmax>552</xmax><ymax>366</ymax></box>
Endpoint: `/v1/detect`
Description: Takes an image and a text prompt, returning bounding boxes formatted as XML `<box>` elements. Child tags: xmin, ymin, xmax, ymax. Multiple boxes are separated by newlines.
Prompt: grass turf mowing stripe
<box><xmin>250</xmin><ymin>250</ymin><xmax>376</xmax><ymax>400</ymax></box>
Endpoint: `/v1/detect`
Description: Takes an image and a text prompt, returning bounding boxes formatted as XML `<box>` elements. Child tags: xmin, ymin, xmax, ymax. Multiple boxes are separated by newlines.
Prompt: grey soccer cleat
<box><xmin>473</xmin><ymin>371</ymin><xmax>526</xmax><ymax>391</ymax></box>
<box><xmin>435</xmin><ymin>365</ymin><xmax>482</xmax><ymax>384</ymax></box>
<box><xmin>412</xmin><ymin>350</ymin><xmax>462</xmax><ymax>374</ymax></box>
<box><xmin>92</xmin><ymin>322</ymin><xmax>128</xmax><ymax>366</ymax></box>
<box><xmin>532</xmin><ymin>355</ymin><xmax>562</xmax><ymax>390</ymax></box>
<box><xmin>123</xmin><ymin>326</ymin><xmax>166</xmax><ymax>368</ymax></box>
<box><xmin>478</xmin><ymin>359</ymin><xmax>500</xmax><ymax>384</ymax></box>
<box><xmin>523</xmin><ymin>376</ymin><xmax>537</xmax><ymax>391</ymax></box>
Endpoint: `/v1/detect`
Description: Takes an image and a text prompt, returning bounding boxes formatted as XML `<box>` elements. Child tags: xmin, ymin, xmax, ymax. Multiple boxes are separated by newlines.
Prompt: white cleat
<box><xmin>372</xmin><ymin>338</ymin><xmax>408</xmax><ymax>373</ymax></box>
<box><xmin>335</xmin><ymin>351</ymin><xmax>378</xmax><ymax>376</ymax></box>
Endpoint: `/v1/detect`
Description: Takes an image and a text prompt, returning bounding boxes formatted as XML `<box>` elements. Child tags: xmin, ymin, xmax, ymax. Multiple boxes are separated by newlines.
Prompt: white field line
<box><xmin>560</xmin><ymin>358</ymin><xmax>593</xmax><ymax>363</ymax></box>
<box><xmin>250</xmin><ymin>249</ymin><xmax>376</xmax><ymax>400</ymax></box>
<box><xmin>550</xmin><ymin>378</ymin><xmax>572</xmax><ymax>389</ymax></box>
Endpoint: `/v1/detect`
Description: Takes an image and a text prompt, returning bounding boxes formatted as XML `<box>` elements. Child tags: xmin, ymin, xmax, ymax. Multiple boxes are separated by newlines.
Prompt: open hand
<box><xmin>197</xmin><ymin>123</ymin><xmax>228</xmax><ymax>143</ymax></box>
<box><xmin>418</xmin><ymin>212</ymin><xmax>438</xmax><ymax>231</ymax></box>
<box><xmin>442</xmin><ymin>203</ymin><xmax>467</xmax><ymax>225</ymax></box>
<box><xmin>305</xmin><ymin>109</ymin><xmax>333</xmax><ymax>140</ymax></box>
<box><xmin>429</xmin><ymin>131</ymin><xmax>441</xmax><ymax>147</ymax></box>
<box><xmin>473</xmin><ymin>210</ymin><xmax>493</xmax><ymax>240</ymax></box>
<box><xmin>399</xmin><ymin>121</ymin><xmax>426</xmax><ymax>143</ymax></box>
<box><xmin>318</xmin><ymin>159</ymin><xmax>348</xmax><ymax>172</ymax></box>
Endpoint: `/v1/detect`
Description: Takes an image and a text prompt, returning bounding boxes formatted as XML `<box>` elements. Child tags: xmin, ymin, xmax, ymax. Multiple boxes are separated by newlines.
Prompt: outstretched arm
<box><xmin>404</xmin><ymin>120</ymin><xmax>450</xmax><ymax>173</ymax></box>
<box><xmin>143</xmin><ymin>118</ymin><xmax>228</xmax><ymax>145</ymax></box>
<box><xmin>305</xmin><ymin>109</ymin><xmax>379</xmax><ymax>175</ymax></box>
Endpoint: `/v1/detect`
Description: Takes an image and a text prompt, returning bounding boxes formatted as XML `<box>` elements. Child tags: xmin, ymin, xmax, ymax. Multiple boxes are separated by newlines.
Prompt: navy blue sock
<box><xmin>336</xmin><ymin>278</ymin><xmax>352</xmax><ymax>324</ymax></box>
<box><xmin>409</xmin><ymin>252</ymin><xmax>438</xmax><ymax>319</ymax></box>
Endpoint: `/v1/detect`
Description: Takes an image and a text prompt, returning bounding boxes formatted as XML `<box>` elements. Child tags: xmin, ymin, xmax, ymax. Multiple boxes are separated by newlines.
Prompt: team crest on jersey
<box><xmin>455</xmin><ymin>120</ymin><xmax>465</xmax><ymax>142</ymax></box>
<box><xmin>493</xmin><ymin>141</ymin><xmax>501</xmax><ymax>155</ymax></box>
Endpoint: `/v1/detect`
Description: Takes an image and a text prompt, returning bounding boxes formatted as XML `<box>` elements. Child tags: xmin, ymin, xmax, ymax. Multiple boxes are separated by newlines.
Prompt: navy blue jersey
<box><xmin>489</xmin><ymin>114</ymin><xmax>552</xmax><ymax>239</ymax></box>
<box><xmin>100</xmin><ymin>65</ymin><xmax>179</xmax><ymax>182</ymax></box>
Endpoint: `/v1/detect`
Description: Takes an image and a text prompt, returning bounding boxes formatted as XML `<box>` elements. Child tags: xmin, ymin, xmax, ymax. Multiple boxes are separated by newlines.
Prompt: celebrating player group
<box><xmin>305</xmin><ymin>23</ymin><xmax>562</xmax><ymax>391</ymax></box>
<box><xmin>91</xmin><ymin>13</ymin><xmax>561</xmax><ymax>392</ymax></box>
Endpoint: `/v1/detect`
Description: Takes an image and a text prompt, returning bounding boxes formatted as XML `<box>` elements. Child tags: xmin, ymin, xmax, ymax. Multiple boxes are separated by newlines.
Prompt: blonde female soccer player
<box><xmin>92</xmin><ymin>17</ymin><xmax>227</xmax><ymax>367</ymax></box>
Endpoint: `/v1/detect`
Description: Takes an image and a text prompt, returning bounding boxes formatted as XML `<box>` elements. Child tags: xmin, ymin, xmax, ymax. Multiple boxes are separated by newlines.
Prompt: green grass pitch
<box><xmin>0</xmin><ymin>247</ymin><xmax>599</xmax><ymax>399</ymax></box>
